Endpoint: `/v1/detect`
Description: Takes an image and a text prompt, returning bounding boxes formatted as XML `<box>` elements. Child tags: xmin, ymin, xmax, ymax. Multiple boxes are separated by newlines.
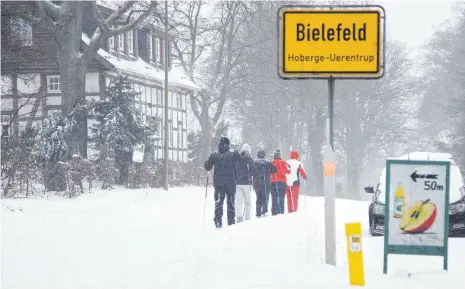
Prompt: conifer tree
<box><xmin>91</xmin><ymin>76</ymin><xmax>158</xmax><ymax>184</ymax></box>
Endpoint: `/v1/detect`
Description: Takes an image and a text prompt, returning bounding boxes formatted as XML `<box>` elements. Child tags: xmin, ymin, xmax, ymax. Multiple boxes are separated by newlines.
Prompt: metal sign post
<box><xmin>277</xmin><ymin>4</ymin><xmax>386</xmax><ymax>267</ymax></box>
<box><xmin>383</xmin><ymin>159</ymin><xmax>450</xmax><ymax>274</ymax></box>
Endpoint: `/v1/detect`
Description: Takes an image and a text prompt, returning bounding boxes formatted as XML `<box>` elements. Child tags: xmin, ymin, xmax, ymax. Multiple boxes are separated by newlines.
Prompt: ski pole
<box><xmin>303</xmin><ymin>179</ymin><xmax>307</xmax><ymax>211</ymax></box>
<box><xmin>202</xmin><ymin>174</ymin><xmax>209</xmax><ymax>226</ymax></box>
<box><xmin>262</xmin><ymin>161</ymin><xmax>268</xmax><ymax>216</ymax></box>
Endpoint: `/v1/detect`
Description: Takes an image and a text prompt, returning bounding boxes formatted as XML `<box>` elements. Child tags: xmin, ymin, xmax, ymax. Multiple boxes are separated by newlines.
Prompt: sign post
<box><xmin>345</xmin><ymin>222</ymin><xmax>365</xmax><ymax>286</ymax></box>
<box><xmin>323</xmin><ymin>133</ymin><xmax>336</xmax><ymax>266</ymax></box>
<box><xmin>383</xmin><ymin>159</ymin><xmax>450</xmax><ymax>274</ymax></box>
<box><xmin>278</xmin><ymin>5</ymin><xmax>386</xmax><ymax>266</ymax></box>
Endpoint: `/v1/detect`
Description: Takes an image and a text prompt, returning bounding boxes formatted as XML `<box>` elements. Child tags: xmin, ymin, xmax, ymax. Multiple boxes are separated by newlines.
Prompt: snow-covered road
<box><xmin>1</xmin><ymin>187</ymin><xmax>463</xmax><ymax>289</ymax></box>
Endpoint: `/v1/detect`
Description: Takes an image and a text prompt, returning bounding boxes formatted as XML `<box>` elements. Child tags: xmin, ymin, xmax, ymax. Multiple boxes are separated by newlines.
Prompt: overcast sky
<box><xmin>379</xmin><ymin>0</ymin><xmax>457</xmax><ymax>54</ymax></box>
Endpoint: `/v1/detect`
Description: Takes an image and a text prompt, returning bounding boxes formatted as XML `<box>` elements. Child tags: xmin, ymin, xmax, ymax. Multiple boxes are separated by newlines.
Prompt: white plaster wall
<box><xmin>46</xmin><ymin>96</ymin><xmax>61</xmax><ymax>105</ymax></box>
<box><xmin>85</xmin><ymin>73</ymin><xmax>99</xmax><ymax>93</ymax></box>
<box><xmin>1</xmin><ymin>98</ymin><xmax>13</xmax><ymax>110</ymax></box>
<box><xmin>17</xmin><ymin>74</ymin><xmax>40</xmax><ymax>94</ymax></box>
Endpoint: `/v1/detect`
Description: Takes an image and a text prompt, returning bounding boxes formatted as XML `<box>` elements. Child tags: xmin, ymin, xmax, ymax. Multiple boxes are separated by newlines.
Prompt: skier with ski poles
<box><xmin>270</xmin><ymin>149</ymin><xmax>290</xmax><ymax>215</ymax></box>
<box><xmin>234</xmin><ymin>144</ymin><xmax>254</xmax><ymax>223</ymax></box>
<box><xmin>204</xmin><ymin>136</ymin><xmax>241</xmax><ymax>228</ymax></box>
<box><xmin>251</xmin><ymin>148</ymin><xmax>276</xmax><ymax>218</ymax></box>
<box><xmin>286</xmin><ymin>150</ymin><xmax>307</xmax><ymax>213</ymax></box>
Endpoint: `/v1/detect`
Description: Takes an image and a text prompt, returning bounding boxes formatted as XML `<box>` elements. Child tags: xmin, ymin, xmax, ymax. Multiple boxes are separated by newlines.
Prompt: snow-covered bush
<box><xmin>128</xmin><ymin>163</ymin><xmax>151</xmax><ymax>188</ymax></box>
<box><xmin>97</xmin><ymin>157</ymin><xmax>119</xmax><ymax>190</ymax></box>
<box><xmin>1</xmin><ymin>128</ymin><xmax>40</xmax><ymax>198</ymax></box>
<box><xmin>148</xmin><ymin>160</ymin><xmax>205</xmax><ymax>188</ymax></box>
<box><xmin>35</xmin><ymin>112</ymin><xmax>71</xmax><ymax>192</ymax></box>
<box><xmin>62</xmin><ymin>155</ymin><xmax>97</xmax><ymax>196</ymax></box>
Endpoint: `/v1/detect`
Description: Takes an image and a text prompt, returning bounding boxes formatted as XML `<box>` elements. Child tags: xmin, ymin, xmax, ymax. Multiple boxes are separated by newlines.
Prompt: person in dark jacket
<box><xmin>204</xmin><ymin>136</ymin><xmax>241</xmax><ymax>228</ymax></box>
<box><xmin>252</xmin><ymin>148</ymin><xmax>277</xmax><ymax>218</ymax></box>
<box><xmin>234</xmin><ymin>143</ymin><xmax>254</xmax><ymax>222</ymax></box>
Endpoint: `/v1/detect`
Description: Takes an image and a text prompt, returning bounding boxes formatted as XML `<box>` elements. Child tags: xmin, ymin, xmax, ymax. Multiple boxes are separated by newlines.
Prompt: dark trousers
<box><xmin>254</xmin><ymin>185</ymin><xmax>270</xmax><ymax>216</ymax></box>
<box><xmin>271</xmin><ymin>181</ymin><xmax>286</xmax><ymax>215</ymax></box>
<box><xmin>213</xmin><ymin>184</ymin><xmax>236</xmax><ymax>226</ymax></box>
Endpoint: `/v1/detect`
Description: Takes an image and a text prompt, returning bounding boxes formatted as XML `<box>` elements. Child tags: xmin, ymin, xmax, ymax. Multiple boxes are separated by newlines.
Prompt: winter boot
<box><xmin>215</xmin><ymin>220</ymin><xmax>222</xmax><ymax>229</ymax></box>
<box><xmin>237</xmin><ymin>216</ymin><xmax>243</xmax><ymax>223</ymax></box>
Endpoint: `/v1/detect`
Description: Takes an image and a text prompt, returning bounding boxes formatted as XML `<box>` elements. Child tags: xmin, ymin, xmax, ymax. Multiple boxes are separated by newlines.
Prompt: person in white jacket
<box><xmin>286</xmin><ymin>151</ymin><xmax>307</xmax><ymax>213</ymax></box>
<box><xmin>234</xmin><ymin>144</ymin><xmax>254</xmax><ymax>222</ymax></box>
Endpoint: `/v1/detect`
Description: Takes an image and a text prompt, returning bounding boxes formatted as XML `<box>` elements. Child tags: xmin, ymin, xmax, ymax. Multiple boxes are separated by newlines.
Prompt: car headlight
<box><xmin>373</xmin><ymin>203</ymin><xmax>385</xmax><ymax>215</ymax></box>
<box><xmin>449</xmin><ymin>200</ymin><xmax>465</xmax><ymax>215</ymax></box>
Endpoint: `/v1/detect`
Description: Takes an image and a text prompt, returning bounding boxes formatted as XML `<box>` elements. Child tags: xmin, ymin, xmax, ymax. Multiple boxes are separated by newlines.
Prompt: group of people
<box><xmin>204</xmin><ymin>137</ymin><xmax>307</xmax><ymax>228</ymax></box>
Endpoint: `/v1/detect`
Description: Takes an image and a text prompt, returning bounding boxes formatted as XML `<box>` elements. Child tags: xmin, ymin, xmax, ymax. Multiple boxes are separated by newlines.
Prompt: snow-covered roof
<box><xmin>388</xmin><ymin>152</ymin><xmax>455</xmax><ymax>163</ymax></box>
<box><xmin>81</xmin><ymin>33</ymin><xmax>200</xmax><ymax>91</ymax></box>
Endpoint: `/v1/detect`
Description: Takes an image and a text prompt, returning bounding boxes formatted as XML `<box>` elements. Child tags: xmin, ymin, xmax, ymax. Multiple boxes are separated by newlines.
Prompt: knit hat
<box><xmin>218</xmin><ymin>136</ymin><xmax>230</xmax><ymax>153</ymax></box>
<box><xmin>274</xmin><ymin>149</ymin><xmax>281</xmax><ymax>159</ymax></box>
<box><xmin>257</xmin><ymin>148</ymin><xmax>265</xmax><ymax>159</ymax></box>
<box><xmin>241</xmin><ymin>143</ymin><xmax>251</xmax><ymax>155</ymax></box>
<box><xmin>219</xmin><ymin>136</ymin><xmax>230</xmax><ymax>146</ymax></box>
<box><xmin>290</xmin><ymin>151</ymin><xmax>299</xmax><ymax>160</ymax></box>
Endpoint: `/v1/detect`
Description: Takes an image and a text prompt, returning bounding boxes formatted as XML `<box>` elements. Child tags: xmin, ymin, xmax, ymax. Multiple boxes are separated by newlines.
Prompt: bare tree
<box><xmin>334</xmin><ymin>40</ymin><xmax>418</xmax><ymax>199</ymax></box>
<box><xmin>16</xmin><ymin>0</ymin><xmax>159</xmax><ymax>157</ymax></box>
<box><xmin>171</xmin><ymin>1</ymin><xmax>251</xmax><ymax>159</ymax></box>
<box><xmin>233</xmin><ymin>1</ymin><xmax>328</xmax><ymax>196</ymax></box>
<box><xmin>420</xmin><ymin>3</ymin><xmax>465</xmax><ymax>168</ymax></box>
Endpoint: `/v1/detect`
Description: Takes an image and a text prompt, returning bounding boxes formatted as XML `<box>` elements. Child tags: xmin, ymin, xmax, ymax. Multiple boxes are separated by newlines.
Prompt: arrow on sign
<box><xmin>410</xmin><ymin>171</ymin><xmax>438</xmax><ymax>183</ymax></box>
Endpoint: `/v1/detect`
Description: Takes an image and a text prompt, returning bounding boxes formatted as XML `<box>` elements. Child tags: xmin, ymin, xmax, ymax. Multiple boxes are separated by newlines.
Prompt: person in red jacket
<box><xmin>286</xmin><ymin>151</ymin><xmax>307</xmax><ymax>213</ymax></box>
<box><xmin>270</xmin><ymin>149</ymin><xmax>291</xmax><ymax>215</ymax></box>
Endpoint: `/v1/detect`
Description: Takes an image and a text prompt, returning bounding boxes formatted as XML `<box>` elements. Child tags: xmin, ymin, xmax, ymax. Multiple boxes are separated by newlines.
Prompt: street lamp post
<box><xmin>163</xmin><ymin>0</ymin><xmax>169</xmax><ymax>191</ymax></box>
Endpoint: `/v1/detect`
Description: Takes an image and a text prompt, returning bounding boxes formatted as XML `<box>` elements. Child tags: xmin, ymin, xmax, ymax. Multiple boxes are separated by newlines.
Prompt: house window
<box><xmin>178</xmin><ymin>121</ymin><xmax>183</xmax><ymax>149</ymax></box>
<box><xmin>1</xmin><ymin>114</ymin><xmax>11</xmax><ymax>139</ymax></box>
<box><xmin>118</xmin><ymin>34</ymin><xmax>125</xmax><ymax>52</ymax></box>
<box><xmin>176</xmin><ymin>93</ymin><xmax>182</xmax><ymax>109</ymax></box>
<box><xmin>47</xmin><ymin>75</ymin><xmax>61</xmax><ymax>93</ymax></box>
<box><xmin>127</xmin><ymin>30</ymin><xmax>134</xmax><ymax>55</ymax></box>
<box><xmin>171</xmin><ymin>92</ymin><xmax>176</xmax><ymax>108</ymax></box>
<box><xmin>109</xmin><ymin>35</ymin><xmax>115</xmax><ymax>51</ymax></box>
<box><xmin>148</xmin><ymin>34</ymin><xmax>153</xmax><ymax>61</ymax></box>
<box><xmin>155</xmin><ymin>119</ymin><xmax>162</xmax><ymax>137</ymax></box>
<box><xmin>11</xmin><ymin>18</ymin><xmax>32</xmax><ymax>46</ymax></box>
<box><xmin>157</xmin><ymin>89</ymin><xmax>163</xmax><ymax>105</ymax></box>
<box><xmin>169</xmin><ymin>120</ymin><xmax>173</xmax><ymax>146</ymax></box>
<box><xmin>155</xmin><ymin>38</ymin><xmax>161</xmax><ymax>64</ymax></box>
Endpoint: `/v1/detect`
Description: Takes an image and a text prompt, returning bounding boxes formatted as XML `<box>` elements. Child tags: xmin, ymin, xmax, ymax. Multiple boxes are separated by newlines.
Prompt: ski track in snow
<box><xmin>1</xmin><ymin>187</ymin><xmax>464</xmax><ymax>289</ymax></box>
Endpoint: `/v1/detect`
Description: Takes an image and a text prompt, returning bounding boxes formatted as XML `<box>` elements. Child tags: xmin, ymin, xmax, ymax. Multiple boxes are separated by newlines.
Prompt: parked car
<box><xmin>365</xmin><ymin>152</ymin><xmax>465</xmax><ymax>237</ymax></box>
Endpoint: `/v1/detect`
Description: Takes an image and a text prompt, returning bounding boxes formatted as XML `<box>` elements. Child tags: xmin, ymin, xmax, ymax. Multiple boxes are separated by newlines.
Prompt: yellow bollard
<box><xmin>345</xmin><ymin>222</ymin><xmax>365</xmax><ymax>286</ymax></box>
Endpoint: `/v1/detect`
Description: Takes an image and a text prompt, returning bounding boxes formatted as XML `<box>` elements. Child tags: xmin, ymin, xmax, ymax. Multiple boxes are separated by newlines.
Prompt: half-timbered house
<box><xmin>1</xmin><ymin>2</ymin><xmax>199</xmax><ymax>162</ymax></box>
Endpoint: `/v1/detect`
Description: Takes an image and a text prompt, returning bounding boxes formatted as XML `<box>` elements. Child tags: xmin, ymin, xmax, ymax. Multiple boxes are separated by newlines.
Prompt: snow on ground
<box><xmin>1</xmin><ymin>186</ymin><xmax>464</xmax><ymax>289</ymax></box>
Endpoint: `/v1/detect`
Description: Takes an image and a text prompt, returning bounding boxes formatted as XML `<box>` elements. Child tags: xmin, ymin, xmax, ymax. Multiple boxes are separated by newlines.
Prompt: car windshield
<box><xmin>376</xmin><ymin>164</ymin><xmax>464</xmax><ymax>204</ymax></box>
